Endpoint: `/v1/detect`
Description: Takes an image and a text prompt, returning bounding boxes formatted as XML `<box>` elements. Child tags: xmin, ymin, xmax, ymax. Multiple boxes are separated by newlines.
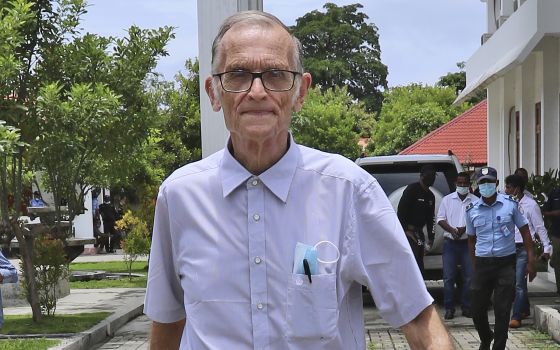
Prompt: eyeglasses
<box><xmin>213</xmin><ymin>69</ymin><xmax>301</xmax><ymax>93</ymax></box>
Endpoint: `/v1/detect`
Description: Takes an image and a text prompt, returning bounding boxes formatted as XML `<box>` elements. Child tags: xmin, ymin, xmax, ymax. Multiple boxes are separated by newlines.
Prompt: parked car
<box><xmin>356</xmin><ymin>153</ymin><xmax>464</xmax><ymax>280</ymax></box>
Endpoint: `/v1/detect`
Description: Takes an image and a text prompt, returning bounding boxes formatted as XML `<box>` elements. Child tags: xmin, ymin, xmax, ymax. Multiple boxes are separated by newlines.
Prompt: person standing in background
<box><xmin>0</xmin><ymin>250</ymin><xmax>18</xmax><ymax>329</ymax></box>
<box><xmin>543</xmin><ymin>184</ymin><xmax>560</xmax><ymax>304</ymax></box>
<box><xmin>504</xmin><ymin>174</ymin><xmax>551</xmax><ymax>328</ymax></box>
<box><xmin>437</xmin><ymin>171</ymin><xmax>477</xmax><ymax>320</ymax></box>
<box><xmin>398</xmin><ymin>165</ymin><xmax>437</xmax><ymax>277</ymax></box>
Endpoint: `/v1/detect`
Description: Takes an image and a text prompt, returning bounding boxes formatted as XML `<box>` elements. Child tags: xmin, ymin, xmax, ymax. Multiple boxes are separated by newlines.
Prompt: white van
<box><xmin>356</xmin><ymin>154</ymin><xmax>464</xmax><ymax>280</ymax></box>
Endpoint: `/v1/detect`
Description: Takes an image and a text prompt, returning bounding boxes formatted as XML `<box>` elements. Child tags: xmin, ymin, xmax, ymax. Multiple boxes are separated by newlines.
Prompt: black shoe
<box><xmin>462</xmin><ymin>309</ymin><xmax>472</xmax><ymax>318</ymax></box>
<box><xmin>444</xmin><ymin>309</ymin><xmax>454</xmax><ymax>320</ymax></box>
<box><xmin>479</xmin><ymin>331</ymin><xmax>494</xmax><ymax>350</ymax></box>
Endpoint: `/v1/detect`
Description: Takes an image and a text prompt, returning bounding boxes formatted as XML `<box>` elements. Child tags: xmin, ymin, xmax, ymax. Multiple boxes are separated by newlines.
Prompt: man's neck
<box><xmin>229</xmin><ymin>132</ymin><xmax>289</xmax><ymax>175</ymax></box>
<box><xmin>458</xmin><ymin>193</ymin><xmax>468</xmax><ymax>201</ymax></box>
<box><xmin>482</xmin><ymin>193</ymin><xmax>498</xmax><ymax>205</ymax></box>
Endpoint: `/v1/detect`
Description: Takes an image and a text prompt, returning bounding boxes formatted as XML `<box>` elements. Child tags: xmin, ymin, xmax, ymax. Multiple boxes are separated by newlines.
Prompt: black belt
<box><xmin>516</xmin><ymin>243</ymin><xmax>524</xmax><ymax>248</ymax></box>
<box><xmin>476</xmin><ymin>254</ymin><xmax>517</xmax><ymax>263</ymax></box>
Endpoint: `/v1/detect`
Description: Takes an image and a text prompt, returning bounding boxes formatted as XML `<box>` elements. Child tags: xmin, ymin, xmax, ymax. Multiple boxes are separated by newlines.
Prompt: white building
<box><xmin>456</xmin><ymin>0</ymin><xmax>559</xmax><ymax>283</ymax></box>
<box><xmin>456</xmin><ymin>0</ymin><xmax>560</xmax><ymax>178</ymax></box>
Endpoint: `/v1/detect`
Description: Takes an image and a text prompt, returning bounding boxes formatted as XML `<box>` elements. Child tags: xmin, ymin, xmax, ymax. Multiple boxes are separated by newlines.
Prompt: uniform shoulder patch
<box><xmin>466</xmin><ymin>203</ymin><xmax>474</xmax><ymax>211</ymax></box>
<box><xmin>506</xmin><ymin>195</ymin><xmax>518</xmax><ymax>202</ymax></box>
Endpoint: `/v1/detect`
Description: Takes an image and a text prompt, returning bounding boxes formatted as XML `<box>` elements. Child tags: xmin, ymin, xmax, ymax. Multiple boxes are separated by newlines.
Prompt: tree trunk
<box><xmin>13</xmin><ymin>224</ymin><xmax>42</xmax><ymax>322</ymax></box>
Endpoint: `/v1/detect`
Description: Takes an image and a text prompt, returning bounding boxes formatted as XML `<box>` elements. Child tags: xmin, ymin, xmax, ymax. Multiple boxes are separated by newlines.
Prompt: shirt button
<box><xmin>251</xmin><ymin>179</ymin><xmax>259</xmax><ymax>186</ymax></box>
<box><xmin>253</xmin><ymin>214</ymin><xmax>260</xmax><ymax>221</ymax></box>
<box><xmin>295</xmin><ymin>277</ymin><xmax>303</xmax><ymax>286</ymax></box>
<box><xmin>254</xmin><ymin>256</ymin><xmax>262</xmax><ymax>264</ymax></box>
<box><xmin>257</xmin><ymin>303</ymin><xmax>264</xmax><ymax>310</ymax></box>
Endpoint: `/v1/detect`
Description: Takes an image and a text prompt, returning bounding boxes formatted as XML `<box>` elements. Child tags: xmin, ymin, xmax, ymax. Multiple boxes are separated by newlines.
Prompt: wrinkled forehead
<box><xmin>217</xmin><ymin>23</ymin><xmax>295</xmax><ymax>69</ymax></box>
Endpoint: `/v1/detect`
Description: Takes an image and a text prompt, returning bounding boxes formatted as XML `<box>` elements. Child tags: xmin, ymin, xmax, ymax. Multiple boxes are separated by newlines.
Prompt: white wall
<box><xmin>197</xmin><ymin>0</ymin><xmax>263</xmax><ymax>157</ymax></box>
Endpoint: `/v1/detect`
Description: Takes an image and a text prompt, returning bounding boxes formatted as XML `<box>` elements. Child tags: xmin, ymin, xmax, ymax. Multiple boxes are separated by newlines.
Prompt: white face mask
<box><xmin>456</xmin><ymin>186</ymin><xmax>469</xmax><ymax>195</ymax></box>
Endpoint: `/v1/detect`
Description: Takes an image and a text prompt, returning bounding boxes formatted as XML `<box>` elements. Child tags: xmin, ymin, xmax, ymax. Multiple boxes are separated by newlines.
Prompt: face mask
<box><xmin>456</xmin><ymin>186</ymin><xmax>469</xmax><ymax>195</ymax></box>
<box><xmin>478</xmin><ymin>183</ymin><xmax>497</xmax><ymax>198</ymax></box>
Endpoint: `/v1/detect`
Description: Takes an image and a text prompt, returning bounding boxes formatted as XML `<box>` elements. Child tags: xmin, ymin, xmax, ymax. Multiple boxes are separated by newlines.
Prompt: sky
<box><xmin>80</xmin><ymin>0</ymin><xmax>487</xmax><ymax>87</ymax></box>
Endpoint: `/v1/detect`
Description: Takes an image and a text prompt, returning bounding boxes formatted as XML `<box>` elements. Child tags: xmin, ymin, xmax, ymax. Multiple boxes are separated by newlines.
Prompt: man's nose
<box><xmin>248</xmin><ymin>76</ymin><xmax>267</xmax><ymax>98</ymax></box>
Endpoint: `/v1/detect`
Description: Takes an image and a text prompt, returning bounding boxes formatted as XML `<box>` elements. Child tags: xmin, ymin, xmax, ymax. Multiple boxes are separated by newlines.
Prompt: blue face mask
<box><xmin>456</xmin><ymin>186</ymin><xmax>469</xmax><ymax>195</ymax></box>
<box><xmin>478</xmin><ymin>183</ymin><xmax>497</xmax><ymax>198</ymax></box>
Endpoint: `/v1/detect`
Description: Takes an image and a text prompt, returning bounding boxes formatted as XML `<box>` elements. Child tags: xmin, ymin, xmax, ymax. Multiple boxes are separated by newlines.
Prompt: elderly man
<box><xmin>466</xmin><ymin>167</ymin><xmax>535</xmax><ymax>350</ymax></box>
<box><xmin>144</xmin><ymin>11</ymin><xmax>451</xmax><ymax>349</ymax></box>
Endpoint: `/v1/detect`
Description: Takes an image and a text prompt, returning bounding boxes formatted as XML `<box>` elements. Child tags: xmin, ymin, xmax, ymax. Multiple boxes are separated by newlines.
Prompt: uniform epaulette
<box><xmin>466</xmin><ymin>203</ymin><xmax>474</xmax><ymax>211</ymax></box>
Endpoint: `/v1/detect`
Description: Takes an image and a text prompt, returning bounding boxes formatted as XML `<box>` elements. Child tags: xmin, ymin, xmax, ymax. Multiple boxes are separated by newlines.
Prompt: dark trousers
<box><xmin>443</xmin><ymin>238</ymin><xmax>473</xmax><ymax>311</ymax></box>
<box><xmin>406</xmin><ymin>231</ymin><xmax>425</xmax><ymax>278</ymax></box>
<box><xmin>471</xmin><ymin>254</ymin><xmax>516</xmax><ymax>350</ymax></box>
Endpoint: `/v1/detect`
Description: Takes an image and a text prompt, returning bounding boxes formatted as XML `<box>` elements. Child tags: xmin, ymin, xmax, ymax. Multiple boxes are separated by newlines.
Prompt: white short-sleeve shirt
<box><xmin>144</xmin><ymin>137</ymin><xmax>433</xmax><ymax>349</ymax></box>
<box><xmin>436</xmin><ymin>191</ymin><xmax>478</xmax><ymax>240</ymax></box>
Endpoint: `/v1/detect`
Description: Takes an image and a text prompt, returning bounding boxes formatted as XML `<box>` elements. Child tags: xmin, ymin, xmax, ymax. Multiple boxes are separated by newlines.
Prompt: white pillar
<box><xmin>520</xmin><ymin>54</ymin><xmax>536</xmax><ymax>174</ymax></box>
<box><xmin>197</xmin><ymin>0</ymin><xmax>263</xmax><ymax>158</ymax></box>
<box><xmin>541</xmin><ymin>38</ymin><xmax>560</xmax><ymax>172</ymax></box>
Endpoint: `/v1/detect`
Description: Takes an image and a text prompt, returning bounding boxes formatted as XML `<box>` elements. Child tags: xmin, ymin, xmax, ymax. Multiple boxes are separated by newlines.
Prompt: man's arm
<box><xmin>519</xmin><ymin>224</ymin><xmax>536</xmax><ymax>282</ymax></box>
<box><xmin>400</xmin><ymin>304</ymin><xmax>453</xmax><ymax>349</ymax></box>
<box><xmin>150</xmin><ymin>319</ymin><xmax>185</xmax><ymax>349</ymax></box>
<box><xmin>426</xmin><ymin>194</ymin><xmax>436</xmax><ymax>244</ymax></box>
<box><xmin>468</xmin><ymin>235</ymin><xmax>476</xmax><ymax>269</ymax></box>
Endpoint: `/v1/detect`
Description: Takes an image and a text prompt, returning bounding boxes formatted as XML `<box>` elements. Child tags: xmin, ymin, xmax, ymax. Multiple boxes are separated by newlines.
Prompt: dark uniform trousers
<box><xmin>405</xmin><ymin>228</ymin><xmax>425</xmax><ymax>277</ymax></box>
<box><xmin>471</xmin><ymin>254</ymin><xmax>516</xmax><ymax>350</ymax></box>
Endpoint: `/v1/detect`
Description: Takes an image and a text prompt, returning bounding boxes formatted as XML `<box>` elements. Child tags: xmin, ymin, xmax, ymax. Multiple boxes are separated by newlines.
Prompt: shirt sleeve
<box><xmin>349</xmin><ymin>180</ymin><xmax>433</xmax><ymax>328</ymax></box>
<box><xmin>528</xmin><ymin>200</ymin><xmax>552</xmax><ymax>254</ymax></box>
<box><xmin>397</xmin><ymin>185</ymin><xmax>413</xmax><ymax>229</ymax></box>
<box><xmin>436</xmin><ymin>196</ymin><xmax>448</xmax><ymax>224</ymax></box>
<box><xmin>144</xmin><ymin>186</ymin><xmax>186</xmax><ymax>323</ymax></box>
<box><xmin>0</xmin><ymin>253</ymin><xmax>17</xmax><ymax>284</ymax></box>
<box><xmin>465</xmin><ymin>209</ymin><xmax>475</xmax><ymax>236</ymax></box>
<box><xmin>512</xmin><ymin>201</ymin><xmax>529</xmax><ymax>229</ymax></box>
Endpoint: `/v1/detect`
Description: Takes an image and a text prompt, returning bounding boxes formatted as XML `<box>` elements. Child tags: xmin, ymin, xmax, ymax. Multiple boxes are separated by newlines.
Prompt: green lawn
<box><xmin>0</xmin><ymin>338</ymin><xmax>60</xmax><ymax>350</ymax></box>
<box><xmin>69</xmin><ymin>261</ymin><xmax>148</xmax><ymax>289</ymax></box>
<box><xmin>0</xmin><ymin>313</ymin><xmax>111</xmax><ymax>335</ymax></box>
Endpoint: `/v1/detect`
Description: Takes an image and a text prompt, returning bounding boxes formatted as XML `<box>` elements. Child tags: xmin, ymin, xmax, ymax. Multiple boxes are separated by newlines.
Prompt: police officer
<box><xmin>466</xmin><ymin>166</ymin><xmax>535</xmax><ymax>350</ymax></box>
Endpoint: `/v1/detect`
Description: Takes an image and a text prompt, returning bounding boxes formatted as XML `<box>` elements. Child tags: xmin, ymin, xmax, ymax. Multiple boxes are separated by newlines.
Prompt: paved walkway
<box><xmin>3</xmin><ymin>252</ymin><xmax>559</xmax><ymax>349</ymax></box>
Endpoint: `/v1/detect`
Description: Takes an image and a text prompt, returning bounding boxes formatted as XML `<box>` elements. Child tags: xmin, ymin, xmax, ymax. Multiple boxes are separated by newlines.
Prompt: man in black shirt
<box><xmin>397</xmin><ymin>165</ymin><xmax>436</xmax><ymax>277</ymax></box>
<box><xmin>543</xmin><ymin>186</ymin><xmax>560</xmax><ymax>303</ymax></box>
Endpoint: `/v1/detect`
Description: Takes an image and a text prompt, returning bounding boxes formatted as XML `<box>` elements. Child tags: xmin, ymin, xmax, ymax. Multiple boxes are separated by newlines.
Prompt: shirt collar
<box><xmin>220</xmin><ymin>134</ymin><xmax>301</xmax><ymax>203</ymax></box>
<box><xmin>477</xmin><ymin>192</ymin><xmax>506</xmax><ymax>207</ymax></box>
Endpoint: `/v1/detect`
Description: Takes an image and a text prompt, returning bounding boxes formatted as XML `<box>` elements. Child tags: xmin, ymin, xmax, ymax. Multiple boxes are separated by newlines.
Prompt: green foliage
<box><xmin>0</xmin><ymin>338</ymin><xmax>60</xmax><ymax>350</ymax></box>
<box><xmin>1</xmin><ymin>312</ymin><xmax>110</xmax><ymax>334</ymax></box>
<box><xmin>527</xmin><ymin>169</ymin><xmax>560</xmax><ymax>210</ymax></box>
<box><xmin>19</xmin><ymin>234</ymin><xmax>69</xmax><ymax>316</ymax></box>
<box><xmin>437</xmin><ymin>62</ymin><xmax>486</xmax><ymax>104</ymax></box>
<box><xmin>70</xmin><ymin>260</ymin><xmax>147</xmax><ymax>289</ymax></box>
<box><xmin>368</xmin><ymin>84</ymin><xmax>471</xmax><ymax>155</ymax></box>
<box><xmin>292</xmin><ymin>86</ymin><xmax>369</xmax><ymax>159</ymax></box>
<box><xmin>116</xmin><ymin>211</ymin><xmax>151</xmax><ymax>279</ymax></box>
<box><xmin>292</xmin><ymin>3</ymin><xmax>388</xmax><ymax>114</ymax></box>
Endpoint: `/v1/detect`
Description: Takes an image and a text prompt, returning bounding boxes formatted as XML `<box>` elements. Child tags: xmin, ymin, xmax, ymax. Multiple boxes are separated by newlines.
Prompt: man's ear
<box><xmin>292</xmin><ymin>73</ymin><xmax>312</xmax><ymax>112</ymax></box>
<box><xmin>205</xmin><ymin>76</ymin><xmax>222</xmax><ymax>112</ymax></box>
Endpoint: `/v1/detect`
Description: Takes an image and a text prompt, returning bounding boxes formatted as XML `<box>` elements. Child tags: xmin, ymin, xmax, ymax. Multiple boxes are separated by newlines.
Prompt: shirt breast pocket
<box><xmin>473</xmin><ymin>216</ymin><xmax>486</xmax><ymax>227</ymax></box>
<box><xmin>285</xmin><ymin>273</ymin><xmax>338</xmax><ymax>340</ymax></box>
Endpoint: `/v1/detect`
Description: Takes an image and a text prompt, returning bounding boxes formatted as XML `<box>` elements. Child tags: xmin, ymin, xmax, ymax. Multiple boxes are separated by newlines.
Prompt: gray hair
<box><xmin>211</xmin><ymin>11</ymin><xmax>304</xmax><ymax>74</ymax></box>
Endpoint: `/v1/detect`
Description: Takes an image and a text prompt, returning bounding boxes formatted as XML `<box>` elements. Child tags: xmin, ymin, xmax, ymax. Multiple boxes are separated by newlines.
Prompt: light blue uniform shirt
<box><xmin>144</xmin><ymin>137</ymin><xmax>432</xmax><ymax>350</ymax></box>
<box><xmin>465</xmin><ymin>193</ymin><xmax>528</xmax><ymax>257</ymax></box>
<box><xmin>0</xmin><ymin>252</ymin><xmax>18</xmax><ymax>328</ymax></box>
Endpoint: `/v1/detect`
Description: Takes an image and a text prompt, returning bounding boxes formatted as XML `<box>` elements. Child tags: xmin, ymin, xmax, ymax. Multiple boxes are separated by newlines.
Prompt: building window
<box><xmin>535</xmin><ymin>102</ymin><xmax>541</xmax><ymax>175</ymax></box>
<box><xmin>515</xmin><ymin>111</ymin><xmax>520</xmax><ymax>169</ymax></box>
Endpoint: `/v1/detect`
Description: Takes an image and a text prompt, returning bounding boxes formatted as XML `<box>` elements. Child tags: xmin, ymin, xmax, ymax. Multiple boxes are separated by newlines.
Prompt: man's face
<box><xmin>422</xmin><ymin>172</ymin><xmax>436</xmax><ymax>187</ymax></box>
<box><xmin>504</xmin><ymin>183</ymin><xmax>519</xmax><ymax>196</ymax></box>
<box><xmin>205</xmin><ymin>24</ymin><xmax>311</xmax><ymax>146</ymax></box>
<box><xmin>456</xmin><ymin>176</ymin><xmax>470</xmax><ymax>188</ymax></box>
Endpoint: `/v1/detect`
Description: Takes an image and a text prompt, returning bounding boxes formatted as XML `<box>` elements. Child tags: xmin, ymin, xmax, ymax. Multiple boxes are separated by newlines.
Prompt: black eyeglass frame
<box><xmin>212</xmin><ymin>69</ymin><xmax>302</xmax><ymax>93</ymax></box>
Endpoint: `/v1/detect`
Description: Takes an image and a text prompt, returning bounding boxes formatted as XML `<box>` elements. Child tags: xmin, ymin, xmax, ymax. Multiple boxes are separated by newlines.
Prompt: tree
<box><xmin>292</xmin><ymin>3</ymin><xmax>388</xmax><ymax>114</ymax></box>
<box><xmin>291</xmin><ymin>86</ymin><xmax>371</xmax><ymax>159</ymax></box>
<box><xmin>369</xmin><ymin>84</ymin><xmax>471</xmax><ymax>156</ymax></box>
<box><xmin>437</xmin><ymin>62</ymin><xmax>486</xmax><ymax>104</ymax></box>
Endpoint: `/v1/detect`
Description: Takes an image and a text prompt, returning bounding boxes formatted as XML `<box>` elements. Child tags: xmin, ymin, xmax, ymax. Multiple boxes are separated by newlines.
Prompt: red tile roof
<box><xmin>400</xmin><ymin>100</ymin><xmax>487</xmax><ymax>166</ymax></box>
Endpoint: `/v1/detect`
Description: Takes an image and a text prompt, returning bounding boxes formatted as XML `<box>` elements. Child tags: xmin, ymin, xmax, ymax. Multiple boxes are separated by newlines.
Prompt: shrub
<box><xmin>116</xmin><ymin>211</ymin><xmax>151</xmax><ymax>278</ymax></box>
